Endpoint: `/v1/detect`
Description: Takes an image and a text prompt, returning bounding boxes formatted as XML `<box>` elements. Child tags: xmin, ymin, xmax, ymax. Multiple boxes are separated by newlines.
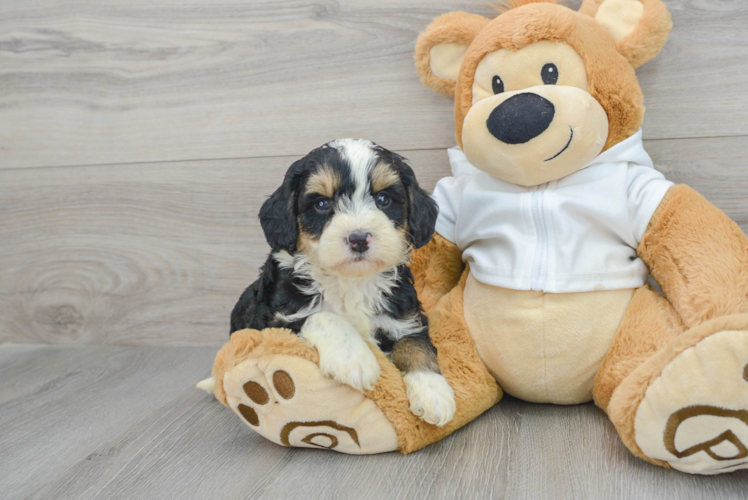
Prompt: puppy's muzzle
<box><xmin>486</xmin><ymin>93</ymin><xmax>555</xmax><ymax>144</ymax></box>
<box><xmin>347</xmin><ymin>232</ymin><xmax>371</xmax><ymax>254</ymax></box>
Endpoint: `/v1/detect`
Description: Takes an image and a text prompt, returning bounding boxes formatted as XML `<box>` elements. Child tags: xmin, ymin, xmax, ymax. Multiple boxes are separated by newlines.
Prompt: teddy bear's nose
<box><xmin>486</xmin><ymin>93</ymin><xmax>555</xmax><ymax>144</ymax></box>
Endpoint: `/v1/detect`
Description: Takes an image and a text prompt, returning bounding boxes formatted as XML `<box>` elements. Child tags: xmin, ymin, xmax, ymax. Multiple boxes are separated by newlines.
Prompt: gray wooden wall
<box><xmin>1</xmin><ymin>0</ymin><xmax>747</xmax><ymax>347</ymax></box>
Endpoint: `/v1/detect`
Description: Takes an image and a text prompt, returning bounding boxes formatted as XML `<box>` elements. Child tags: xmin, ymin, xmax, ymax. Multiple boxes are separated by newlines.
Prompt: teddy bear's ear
<box><xmin>579</xmin><ymin>0</ymin><xmax>672</xmax><ymax>69</ymax></box>
<box><xmin>415</xmin><ymin>12</ymin><xmax>491</xmax><ymax>98</ymax></box>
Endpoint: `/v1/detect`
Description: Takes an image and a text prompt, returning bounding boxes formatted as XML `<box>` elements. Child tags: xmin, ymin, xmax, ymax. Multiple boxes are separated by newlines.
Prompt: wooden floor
<box><xmin>1</xmin><ymin>0</ymin><xmax>748</xmax><ymax>497</ymax></box>
<box><xmin>1</xmin><ymin>343</ymin><xmax>747</xmax><ymax>500</ymax></box>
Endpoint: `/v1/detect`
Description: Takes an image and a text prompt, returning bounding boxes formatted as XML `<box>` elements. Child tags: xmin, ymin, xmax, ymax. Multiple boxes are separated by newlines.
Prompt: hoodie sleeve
<box><xmin>431</xmin><ymin>175</ymin><xmax>471</xmax><ymax>245</ymax></box>
<box><xmin>627</xmin><ymin>163</ymin><xmax>674</xmax><ymax>244</ymax></box>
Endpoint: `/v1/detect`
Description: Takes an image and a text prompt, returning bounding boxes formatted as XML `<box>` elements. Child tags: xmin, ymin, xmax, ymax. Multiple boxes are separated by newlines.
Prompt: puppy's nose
<box><xmin>348</xmin><ymin>232</ymin><xmax>371</xmax><ymax>253</ymax></box>
<box><xmin>486</xmin><ymin>93</ymin><xmax>555</xmax><ymax>144</ymax></box>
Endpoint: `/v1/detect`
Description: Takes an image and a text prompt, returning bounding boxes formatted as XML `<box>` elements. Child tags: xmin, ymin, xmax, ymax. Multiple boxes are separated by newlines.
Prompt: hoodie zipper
<box><xmin>530</xmin><ymin>183</ymin><xmax>549</xmax><ymax>291</ymax></box>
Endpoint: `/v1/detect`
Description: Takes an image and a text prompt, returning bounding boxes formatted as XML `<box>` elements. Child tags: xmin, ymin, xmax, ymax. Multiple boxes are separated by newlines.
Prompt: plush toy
<box><xmin>209</xmin><ymin>0</ymin><xmax>748</xmax><ymax>474</ymax></box>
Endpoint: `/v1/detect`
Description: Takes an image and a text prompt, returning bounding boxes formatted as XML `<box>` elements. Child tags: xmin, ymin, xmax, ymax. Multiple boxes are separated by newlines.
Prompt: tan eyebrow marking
<box><xmin>305</xmin><ymin>165</ymin><xmax>340</xmax><ymax>198</ymax></box>
<box><xmin>370</xmin><ymin>162</ymin><xmax>400</xmax><ymax>192</ymax></box>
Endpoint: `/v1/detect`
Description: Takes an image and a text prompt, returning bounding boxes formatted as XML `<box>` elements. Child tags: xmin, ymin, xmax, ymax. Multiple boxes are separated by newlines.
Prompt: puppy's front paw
<box><xmin>403</xmin><ymin>371</ymin><xmax>456</xmax><ymax>427</ymax></box>
<box><xmin>301</xmin><ymin>311</ymin><xmax>382</xmax><ymax>392</ymax></box>
<box><xmin>318</xmin><ymin>342</ymin><xmax>381</xmax><ymax>392</ymax></box>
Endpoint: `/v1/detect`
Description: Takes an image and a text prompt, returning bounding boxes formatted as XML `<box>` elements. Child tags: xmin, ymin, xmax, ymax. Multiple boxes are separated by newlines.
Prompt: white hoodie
<box><xmin>431</xmin><ymin>129</ymin><xmax>673</xmax><ymax>293</ymax></box>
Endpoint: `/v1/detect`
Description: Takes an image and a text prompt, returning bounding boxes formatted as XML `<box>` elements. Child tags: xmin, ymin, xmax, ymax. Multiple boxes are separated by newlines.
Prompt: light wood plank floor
<box><xmin>2</xmin><ymin>0</ymin><xmax>748</xmax><ymax>497</ymax></box>
<box><xmin>1</xmin><ymin>343</ymin><xmax>747</xmax><ymax>500</ymax></box>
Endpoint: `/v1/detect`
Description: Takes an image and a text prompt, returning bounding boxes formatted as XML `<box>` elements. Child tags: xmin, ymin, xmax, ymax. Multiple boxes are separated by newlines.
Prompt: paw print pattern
<box><xmin>664</xmin><ymin>406</ymin><xmax>748</xmax><ymax>463</ymax></box>
<box><xmin>634</xmin><ymin>330</ymin><xmax>748</xmax><ymax>474</ymax></box>
<box><xmin>237</xmin><ymin>374</ymin><xmax>293</xmax><ymax>427</ymax></box>
<box><xmin>235</xmin><ymin>370</ymin><xmax>358</xmax><ymax>449</ymax></box>
<box><xmin>223</xmin><ymin>354</ymin><xmax>397</xmax><ymax>454</ymax></box>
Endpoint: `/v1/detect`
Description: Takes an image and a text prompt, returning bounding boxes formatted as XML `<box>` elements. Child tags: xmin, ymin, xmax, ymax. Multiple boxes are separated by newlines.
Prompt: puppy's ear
<box><xmin>399</xmin><ymin>160</ymin><xmax>439</xmax><ymax>249</ymax></box>
<box><xmin>259</xmin><ymin>162</ymin><xmax>304</xmax><ymax>253</ymax></box>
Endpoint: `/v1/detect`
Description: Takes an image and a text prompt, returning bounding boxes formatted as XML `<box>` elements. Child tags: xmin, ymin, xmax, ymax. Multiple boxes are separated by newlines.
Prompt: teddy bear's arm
<box><xmin>638</xmin><ymin>184</ymin><xmax>748</xmax><ymax>328</ymax></box>
<box><xmin>409</xmin><ymin>233</ymin><xmax>465</xmax><ymax>312</ymax></box>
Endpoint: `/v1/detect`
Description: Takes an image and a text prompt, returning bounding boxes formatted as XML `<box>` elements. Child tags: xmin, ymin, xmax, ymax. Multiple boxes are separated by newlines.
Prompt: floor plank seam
<box><xmin>1</xmin><ymin>134</ymin><xmax>746</xmax><ymax>173</ymax></box>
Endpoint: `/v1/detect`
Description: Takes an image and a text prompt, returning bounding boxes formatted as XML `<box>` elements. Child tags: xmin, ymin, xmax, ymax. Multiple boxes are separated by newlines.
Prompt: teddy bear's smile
<box><xmin>545</xmin><ymin>126</ymin><xmax>573</xmax><ymax>162</ymax></box>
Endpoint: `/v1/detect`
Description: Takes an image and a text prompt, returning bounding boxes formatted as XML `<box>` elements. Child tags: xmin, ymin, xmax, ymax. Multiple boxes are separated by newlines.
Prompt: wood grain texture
<box><xmin>2</xmin><ymin>138</ymin><xmax>746</xmax><ymax>347</ymax></box>
<box><xmin>0</xmin><ymin>0</ymin><xmax>747</xmax><ymax>168</ymax></box>
<box><xmin>1</xmin><ymin>344</ymin><xmax>747</xmax><ymax>500</ymax></box>
<box><xmin>0</xmin><ymin>149</ymin><xmax>447</xmax><ymax>346</ymax></box>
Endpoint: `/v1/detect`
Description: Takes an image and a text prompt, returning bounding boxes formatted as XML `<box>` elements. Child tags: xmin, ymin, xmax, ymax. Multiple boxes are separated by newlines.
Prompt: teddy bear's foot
<box><xmin>212</xmin><ymin>291</ymin><xmax>503</xmax><ymax>455</ymax></box>
<box><xmin>221</xmin><ymin>346</ymin><xmax>399</xmax><ymax>454</ymax></box>
<box><xmin>609</xmin><ymin>314</ymin><xmax>748</xmax><ymax>474</ymax></box>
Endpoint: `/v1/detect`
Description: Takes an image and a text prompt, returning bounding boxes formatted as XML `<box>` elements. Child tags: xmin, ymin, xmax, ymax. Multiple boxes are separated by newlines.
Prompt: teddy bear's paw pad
<box><xmin>223</xmin><ymin>354</ymin><xmax>398</xmax><ymax>454</ymax></box>
<box><xmin>634</xmin><ymin>329</ymin><xmax>748</xmax><ymax>474</ymax></box>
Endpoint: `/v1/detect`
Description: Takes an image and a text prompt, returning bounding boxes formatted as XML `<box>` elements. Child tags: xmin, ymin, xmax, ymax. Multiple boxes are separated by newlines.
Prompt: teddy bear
<box><xmin>209</xmin><ymin>0</ymin><xmax>748</xmax><ymax>475</ymax></box>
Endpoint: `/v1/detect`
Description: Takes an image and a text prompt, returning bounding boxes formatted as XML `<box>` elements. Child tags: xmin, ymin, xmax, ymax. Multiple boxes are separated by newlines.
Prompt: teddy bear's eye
<box><xmin>541</xmin><ymin>63</ymin><xmax>559</xmax><ymax>85</ymax></box>
<box><xmin>492</xmin><ymin>75</ymin><xmax>505</xmax><ymax>94</ymax></box>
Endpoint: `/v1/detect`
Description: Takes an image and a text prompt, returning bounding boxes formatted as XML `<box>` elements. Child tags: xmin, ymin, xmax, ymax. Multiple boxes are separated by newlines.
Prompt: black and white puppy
<box><xmin>230</xmin><ymin>138</ymin><xmax>456</xmax><ymax>427</ymax></box>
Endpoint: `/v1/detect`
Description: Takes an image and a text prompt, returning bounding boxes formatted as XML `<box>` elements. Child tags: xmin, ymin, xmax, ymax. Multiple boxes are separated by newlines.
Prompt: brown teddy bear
<box><xmin>209</xmin><ymin>0</ymin><xmax>748</xmax><ymax>475</ymax></box>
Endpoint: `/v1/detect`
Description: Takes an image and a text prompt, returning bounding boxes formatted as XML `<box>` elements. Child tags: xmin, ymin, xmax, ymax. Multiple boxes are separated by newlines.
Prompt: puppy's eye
<box><xmin>541</xmin><ymin>63</ymin><xmax>558</xmax><ymax>85</ymax></box>
<box><xmin>492</xmin><ymin>75</ymin><xmax>505</xmax><ymax>94</ymax></box>
<box><xmin>375</xmin><ymin>193</ymin><xmax>391</xmax><ymax>208</ymax></box>
<box><xmin>314</xmin><ymin>198</ymin><xmax>332</xmax><ymax>213</ymax></box>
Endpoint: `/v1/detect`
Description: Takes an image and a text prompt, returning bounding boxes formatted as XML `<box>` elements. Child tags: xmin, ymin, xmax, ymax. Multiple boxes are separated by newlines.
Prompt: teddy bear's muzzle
<box><xmin>461</xmin><ymin>85</ymin><xmax>609</xmax><ymax>186</ymax></box>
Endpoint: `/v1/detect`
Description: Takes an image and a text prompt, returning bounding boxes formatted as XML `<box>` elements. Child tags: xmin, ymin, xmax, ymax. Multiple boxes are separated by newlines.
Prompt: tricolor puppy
<box><xmin>230</xmin><ymin>139</ymin><xmax>455</xmax><ymax>427</ymax></box>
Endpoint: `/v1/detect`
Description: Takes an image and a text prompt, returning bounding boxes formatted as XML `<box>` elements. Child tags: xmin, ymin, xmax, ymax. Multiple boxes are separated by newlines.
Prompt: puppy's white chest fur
<box><xmin>314</xmin><ymin>271</ymin><xmax>395</xmax><ymax>341</ymax></box>
<box><xmin>273</xmin><ymin>251</ymin><xmax>398</xmax><ymax>341</ymax></box>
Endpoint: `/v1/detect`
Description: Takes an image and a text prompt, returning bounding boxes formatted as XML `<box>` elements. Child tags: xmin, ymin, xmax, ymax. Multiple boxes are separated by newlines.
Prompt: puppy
<box><xmin>230</xmin><ymin>138</ymin><xmax>456</xmax><ymax>427</ymax></box>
